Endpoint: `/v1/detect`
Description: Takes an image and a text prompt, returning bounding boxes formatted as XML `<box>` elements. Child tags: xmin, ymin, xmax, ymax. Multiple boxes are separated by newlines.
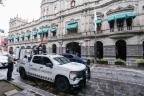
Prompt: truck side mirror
<box><xmin>46</xmin><ymin>63</ymin><xmax>53</xmax><ymax>68</ymax></box>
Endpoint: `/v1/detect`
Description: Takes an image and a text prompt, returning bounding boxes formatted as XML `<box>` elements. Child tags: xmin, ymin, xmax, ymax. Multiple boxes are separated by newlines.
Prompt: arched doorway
<box><xmin>95</xmin><ymin>41</ymin><xmax>103</xmax><ymax>59</ymax></box>
<box><xmin>115</xmin><ymin>40</ymin><xmax>126</xmax><ymax>60</ymax></box>
<box><xmin>52</xmin><ymin>44</ymin><xmax>57</xmax><ymax>53</ymax></box>
<box><xmin>66</xmin><ymin>42</ymin><xmax>81</xmax><ymax>57</ymax></box>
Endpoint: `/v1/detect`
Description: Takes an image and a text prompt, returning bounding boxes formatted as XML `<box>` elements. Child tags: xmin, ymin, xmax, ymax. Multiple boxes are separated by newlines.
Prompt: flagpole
<box><xmin>93</xmin><ymin>12</ymin><xmax>97</xmax><ymax>63</ymax></box>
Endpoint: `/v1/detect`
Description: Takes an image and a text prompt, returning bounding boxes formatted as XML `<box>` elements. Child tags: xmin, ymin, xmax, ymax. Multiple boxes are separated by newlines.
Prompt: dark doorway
<box><xmin>143</xmin><ymin>41</ymin><xmax>144</xmax><ymax>59</ymax></box>
<box><xmin>115</xmin><ymin>40</ymin><xmax>126</xmax><ymax>60</ymax></box>
<box><xmin>66</xmin><ymin>42</ymin><xmax>81</xmax><ymax>57</ymax></box>
<box><xmin>95</xmin><ymin>41</ymin><xmax>103</xmax><ymax>59</ymax></box>
<box><xmin>52</xmin><ymin>44</ymin><xmax>57</xmax><ymax>53</ymax></box>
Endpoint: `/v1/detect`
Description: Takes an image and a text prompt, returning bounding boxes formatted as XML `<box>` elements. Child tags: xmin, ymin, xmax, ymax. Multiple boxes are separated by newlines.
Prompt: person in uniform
<box><xmin>7</xmin><ymin>51</ymin><xmax>14</xmax><ymax>81</ymax></box>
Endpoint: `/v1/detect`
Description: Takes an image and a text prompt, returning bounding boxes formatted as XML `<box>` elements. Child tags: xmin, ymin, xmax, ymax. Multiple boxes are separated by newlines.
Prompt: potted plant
<box><xmin>136</xmin><ymin>59</ymin><xmax>144</xmax><ymax>67</ymax></box>
<box><xmin>115</xmin><ymin>59</ymin><xmax>126</xmax><ymax>65</ymax></box>
<box><xmin>97</xmin><ymin>58</ymin><xmax>108</xmax><ymax>64</ymax></box>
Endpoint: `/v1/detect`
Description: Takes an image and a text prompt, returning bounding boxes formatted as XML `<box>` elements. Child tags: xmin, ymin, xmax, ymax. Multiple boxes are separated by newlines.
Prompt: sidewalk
<box><xmin>0</xmin><ymin>67</ymin><xmax>55</xmax><ymax>96</ymax></box>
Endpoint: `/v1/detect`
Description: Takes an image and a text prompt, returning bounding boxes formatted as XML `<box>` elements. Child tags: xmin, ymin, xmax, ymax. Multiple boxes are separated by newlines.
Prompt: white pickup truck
<box><xmin>17</xmin><ymin>53</ymin><xmax>87</xmax><ymax>91</ymax></box>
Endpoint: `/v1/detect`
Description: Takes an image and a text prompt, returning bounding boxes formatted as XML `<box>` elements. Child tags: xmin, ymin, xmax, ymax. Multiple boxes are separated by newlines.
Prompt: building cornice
<box><xmin>10</xmin><ymin>0</ymin><xmax>136</xmax><ymax>32</ymax></box>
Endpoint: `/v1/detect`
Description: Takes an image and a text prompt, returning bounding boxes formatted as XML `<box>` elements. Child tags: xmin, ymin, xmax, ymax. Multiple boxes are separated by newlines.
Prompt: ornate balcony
<box><xmin>8</xmin><ymin>25</ymin><xmax>144</xmax><ymax>46</ymax></box>
<box><xmin>47</xmin><ymin>25</ymin><xmax>144</xmax><ymax>42</ymax></box>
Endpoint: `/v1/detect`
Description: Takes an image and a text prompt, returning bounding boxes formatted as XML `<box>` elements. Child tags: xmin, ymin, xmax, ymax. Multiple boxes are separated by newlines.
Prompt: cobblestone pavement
<box><xmin>1</xmin><ymin>64</ymin><xmax>144</xmax><ymax>96</ymax></box>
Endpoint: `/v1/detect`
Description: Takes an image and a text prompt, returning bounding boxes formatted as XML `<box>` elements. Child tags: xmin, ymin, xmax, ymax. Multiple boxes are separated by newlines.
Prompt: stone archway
<box><xmin>66</xmin><ymin>42</ymin><xmax>81</xmax><ymax>57</ymax></box>
<box><xmin>115</xmin><ymin>40</ymin><xmax>127</xmax><ymax>60</ymax></box>
<box><xmin>52</xmin><ymin>44</ymin><xmax>57</xmax><ymax>53</ymax></box>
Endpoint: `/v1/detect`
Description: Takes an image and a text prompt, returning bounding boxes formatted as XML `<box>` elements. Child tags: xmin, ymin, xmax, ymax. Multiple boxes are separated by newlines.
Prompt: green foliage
<box><xmin>136</xmin><ymin>59</ymin><xmax>144</xmax><ymax>67</ymax></box>
<box><xmin>136</xmin><ymin>59</ymin><xmax>144</xmax><ymax>65</ymax></box>
<box><xmin>115</xmin><ymin>59</ymin><xmax>126</xmax><ymax>65</ymax></box>
<box><xmin>97</xmin><ymin>58</ymin><xmax>108</xmax><ymax>64</ymax></box>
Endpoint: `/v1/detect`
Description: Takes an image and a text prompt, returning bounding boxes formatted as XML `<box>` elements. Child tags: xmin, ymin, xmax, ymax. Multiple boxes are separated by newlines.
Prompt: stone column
<box><xmin>58</xmin><ymin>41</ymin><xmax>63</xmax><ymax>54</ymax></box>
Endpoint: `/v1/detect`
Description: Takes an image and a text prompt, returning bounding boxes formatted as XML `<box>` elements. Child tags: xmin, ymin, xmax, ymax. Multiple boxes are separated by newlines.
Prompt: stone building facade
<box><xmin>8</xmin><ymin>0</ymin><xmax>144</xmax><ymax>65</ymax></box>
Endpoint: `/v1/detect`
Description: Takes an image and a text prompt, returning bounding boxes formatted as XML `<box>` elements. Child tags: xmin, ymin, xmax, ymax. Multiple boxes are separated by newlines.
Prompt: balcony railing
<box><xmin>8</xmin><ymin>25</ymin><xmax>144</xmax><ymax>46</ymax></box>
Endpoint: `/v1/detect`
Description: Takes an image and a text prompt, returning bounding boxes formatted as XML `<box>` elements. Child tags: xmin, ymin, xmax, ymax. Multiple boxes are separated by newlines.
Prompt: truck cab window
<box><xmin>43</xmin><ymin>57</ymin><xmax>52</xmax><ymax>65</ymax></box>
<box><xmin>32</xmin><ymin>56</ymin><xmax>43</xmax><ymax>64</ymax></box>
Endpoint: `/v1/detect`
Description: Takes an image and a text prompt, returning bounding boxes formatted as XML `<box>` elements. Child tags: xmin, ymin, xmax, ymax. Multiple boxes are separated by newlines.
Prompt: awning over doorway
<box><xmin>126</xmin><ymin>12</ymin><xmax>136</xmax><ymax>19</ymax></box>
<box><xmin>11</xmin><ymin>37</ymin><xmax>14</xmax><ymax>40</ymax></box>
<box><xmin>25</xmin><ymin>34</ymin><xmax>31</xmax><ymax>37</ymax></box>
<box><xmin>33</xmin><ymin>32</ymin><xmax>37</xmax><ymax>36</ymax></box>
<box><xmin>38</xmin><ymin>28</ymin><xmax>48</xmax><ymax>35</ymax></box>
<box><xmin>67</xmin><ymin>22</ymin><xmax>78</xmax><ymax>30</ymax></box>
<box><xmin>8</xmin><ymin>36</ymin><xmax>13</xmax><ymax>40</ymax></box>
<box><xmin>115</xmin><ymin>13</ymin><xmax>127</xmax><ymax>20</ymax></box>
<box><xmin>20</xmin><ymin>34</ymin><xmax>24</xmax><ymax>38</ymax></box>
<box><xmin>43</xmin><ymin>28</ymin><xmax>48</xmax><ymax>33</ymax></box>
<box><xmin>96</xmin><ymin>19</ymin><xmax>103</xmax><ymax>24</ymax></box>
<box><xmin>38</xmin><ymin>29</ymin><xmax>43</xmax><ymax>35</ymax></box>
<box><xmin>15</xmin><ymin>35</ymin><xmax>19</xmax><ymax>39</ymax></box>
<box><xmin>50</xmin><ymin>27</ymin><xmax>57</xmax><ymax>33</ymax></box>
<box><xmin>108</xmin><ymin>12</ymin><xmax>136</xmax><ymax>21</ymax></box>
<box><xmin>108</xmin><ymin>16</ymin><xmax>115</xmax><ymax>22</ymax></box>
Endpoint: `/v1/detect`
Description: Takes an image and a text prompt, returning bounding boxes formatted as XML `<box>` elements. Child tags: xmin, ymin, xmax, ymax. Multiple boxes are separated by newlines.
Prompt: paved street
<box><xmin>1</xmin><ymin>64</ymin><xmax>144</xmax><ymax>96</ymax></box>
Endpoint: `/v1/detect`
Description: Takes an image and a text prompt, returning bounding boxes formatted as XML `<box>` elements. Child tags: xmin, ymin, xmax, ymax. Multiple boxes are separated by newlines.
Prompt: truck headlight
<box><xmin>69</xmin><ymin>71</ymin><xmax>77</xmax><ymax>80</ymax></box>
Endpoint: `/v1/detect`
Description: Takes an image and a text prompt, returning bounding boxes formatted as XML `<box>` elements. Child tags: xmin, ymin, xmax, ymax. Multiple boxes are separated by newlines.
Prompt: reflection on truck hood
<box><xmin>61</xmin><ymin>62</ymin><xmax>86</xmax><ymax>71</ymax></box>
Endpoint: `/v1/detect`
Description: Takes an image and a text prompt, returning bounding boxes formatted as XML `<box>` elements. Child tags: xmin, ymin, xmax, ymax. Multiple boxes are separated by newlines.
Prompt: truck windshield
<box><xmin>54</xmin><ymin>57</ymin><xmax>71</xmax><ymax>65</ymax></box>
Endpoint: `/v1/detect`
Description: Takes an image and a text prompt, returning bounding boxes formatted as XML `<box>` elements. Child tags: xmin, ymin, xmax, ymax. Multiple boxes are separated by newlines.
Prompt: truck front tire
<box><xmin>19</xmin><ymin>68</ymin><xmax>27</xmax><ymax>79</ymax></box>
<box><xmin>55</xmin><ymin>76</ymin><xmax>70</xmax><ymax>92</ymax></box>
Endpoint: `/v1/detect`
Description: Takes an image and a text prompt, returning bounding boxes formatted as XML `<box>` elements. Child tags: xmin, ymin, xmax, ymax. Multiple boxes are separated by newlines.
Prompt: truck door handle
<box><xmin>40</xmin><ymin>67</ymin><xmax>43</xmax><ymax>68</ymax></box>
<box><xmin>30</xmin><ymin>65</ymin><xmax>32</xmax><ymax>66</ymax></box>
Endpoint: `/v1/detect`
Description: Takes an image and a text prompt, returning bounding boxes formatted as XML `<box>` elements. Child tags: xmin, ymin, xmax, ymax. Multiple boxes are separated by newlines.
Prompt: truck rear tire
<box><xmin>19</xmin><ymin>68</ymin><xmax>27</xmax><ymax>79</ymax></box>
<box><xmin>55</xmin><ymin>76</ymin><xmax>70</xmax><ymax>92</ymax></box>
